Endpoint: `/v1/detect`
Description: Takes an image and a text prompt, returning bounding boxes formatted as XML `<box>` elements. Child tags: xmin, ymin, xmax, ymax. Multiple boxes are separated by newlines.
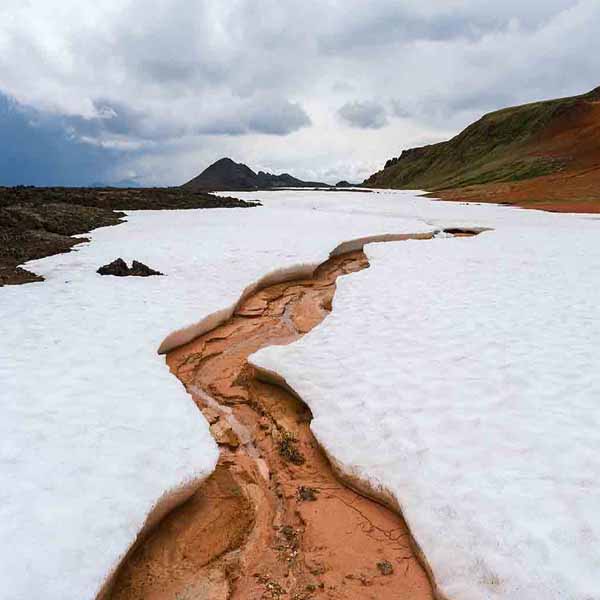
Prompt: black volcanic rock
<box><xmin>130</xmin><ymin>260</ymin><xmax>163</xmax><ymax>276</ymax></box>
<box><xmin>0</xmin><ymin>186</ymin><xmax>258</xmax><ymax>287</ymax></box>
<box><xmin>97</xmin><ymin>258</ymin><xmax>163</xmax><ymax>277</ymax></box>
<box><xmin>182</xmin><ymin>158</ymin><xmax>329</xmax><ymax>191</ymax></box>
<box><xmin>97</xmin><ymin>258</ymin><xmax>130</xmax><ymax>276</ymax></box>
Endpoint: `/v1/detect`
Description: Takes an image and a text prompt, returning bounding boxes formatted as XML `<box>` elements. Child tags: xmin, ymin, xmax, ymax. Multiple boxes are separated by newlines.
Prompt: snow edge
<box><xmin>249</xmin><ymin>362</ymin><xmax>449</xmax><ymax>600</ymax></box>
<box><xmin>157</xmin><ymin>232</ymin><xmax>434</xmax><ymax>355</ymax></box>
<box><xmin>98</xmin><ymin>231</ymin><xmax>437</xmax><ymax>600</ymax></box>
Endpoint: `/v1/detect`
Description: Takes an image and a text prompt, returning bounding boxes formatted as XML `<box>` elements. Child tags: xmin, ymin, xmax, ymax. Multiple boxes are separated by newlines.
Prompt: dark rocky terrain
<box><xmin>182</xmin><ymin>157</ymin><xmax>328</xmax><ymax>191</ymax></box>
<box><xmin>0</xmin><ymin>186</ymin><xmax>259</xmax><ymax>286</ymax></box>
<box><xmin>364</xmin><ymin>85</ymin><xmax>600</xmax><ymax>213</ymax></box>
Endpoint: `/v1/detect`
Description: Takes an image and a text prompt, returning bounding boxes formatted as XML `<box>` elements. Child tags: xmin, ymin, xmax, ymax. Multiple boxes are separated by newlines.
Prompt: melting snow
<box><xmin>251</xmin><ymin>191</ymin><xmax>600</xmax><ymax>600</ymax></box>
<box><xmin>1</xmin><ymin>196</ymin><xmax>428</xmax><ymax>599</ymax></box>
<box><xmin>3</xmin><ymin>189</ymin><xmax>600</xmax><ymax>599</ymax></box>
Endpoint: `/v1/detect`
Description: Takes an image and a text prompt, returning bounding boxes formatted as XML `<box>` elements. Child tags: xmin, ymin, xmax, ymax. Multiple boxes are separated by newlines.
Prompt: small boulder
<box><xmin>97</xmin><ymin>258</ymin><xmax>163</xmax><ymax>277</ymax></box>
<box><xmin>97</xmin><ymin>258</ymin><xmax>130</xmax><ymax>276</ymax></box>
<box><xmin>129</xmin><ymin>260</ymin><xmax>163</xmax><ymax>277</ymax></box>
<box><xmin>297</xmin><ymin>485</ymin><xmax>319</xmax><ymax>502</ymax></box>
<box><xmin>210</xmin><ymin>420</ymin><xmax>240</xmax><ymax>448</ymax></box>
<box><xmin>202</xmin><ymin>407</ymin><xmax>221</xmax><ymax>425</ymax></box>
<box><xmin>376</xmin><ymin>560</ymin><xmax>394</xmax><ymax>576</ymax></box>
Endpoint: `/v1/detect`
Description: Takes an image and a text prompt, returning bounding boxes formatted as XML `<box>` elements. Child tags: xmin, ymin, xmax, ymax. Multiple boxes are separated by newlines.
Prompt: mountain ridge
<box><xmin>183</xmin><ymin>158</ymin><xmax>328</xmax><ymax>191</ymax></box>
<box><xmin>364</xmin><ymin>85</ymin><xmax>600</xmax><ymax>212</ymax></box>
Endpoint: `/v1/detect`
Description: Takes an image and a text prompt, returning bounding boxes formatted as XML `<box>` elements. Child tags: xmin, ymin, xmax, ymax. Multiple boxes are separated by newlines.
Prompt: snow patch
<box><xmin>2</xmin><ymin>198</ymin><xmax>431</xmax><ymax>600</ymax></box>
<box><xmin>5</xmin><ymin>189</ymin><xmax>599</xmax><ymax>600</ymax></box>
<box><xmin>251</xmin><ymin>221</ymin><xmax>600</xmax><ymax>600</ymax></box>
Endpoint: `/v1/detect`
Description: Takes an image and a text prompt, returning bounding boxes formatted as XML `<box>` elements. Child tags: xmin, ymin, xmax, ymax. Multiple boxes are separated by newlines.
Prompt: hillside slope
<box><xmin>365</xmin><ymin>86</ymin><xmax>600</xmax><ymax>212</ymax></box>
<box><xmin>183</xmin><ymin>157</ymin><xmax>327</xmax><ymax>191</ymax></box>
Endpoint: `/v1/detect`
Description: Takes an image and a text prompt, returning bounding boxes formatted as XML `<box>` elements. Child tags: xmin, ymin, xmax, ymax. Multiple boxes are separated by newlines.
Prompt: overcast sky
<box><xmin>1</xmin><ymin>0</ymin><xmax>599</xmax><ymax>186</ymax></box>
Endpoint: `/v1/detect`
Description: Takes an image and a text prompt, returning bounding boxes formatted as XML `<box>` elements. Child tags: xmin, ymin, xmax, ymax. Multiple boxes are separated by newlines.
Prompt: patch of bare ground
<box><xmin>106</xmin><ymin>230</ymin><xmax>481</xmax><ymax>600</ymax></box>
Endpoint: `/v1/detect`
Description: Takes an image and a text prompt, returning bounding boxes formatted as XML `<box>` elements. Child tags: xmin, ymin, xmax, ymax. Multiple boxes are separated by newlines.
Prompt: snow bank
<box><xmin>6</xmin><ymin>187</ymin><xmax>598</xmax><ymax>599</ymax></box>
<box><xmin>252</xmin><ymin>208</ymin><xmax>600</xmax><ymax>599</ymax></box>
<box><xmin>1</xmin><ymin>196</ymin><xmax>431</xmax><ymax>600</ymax></box>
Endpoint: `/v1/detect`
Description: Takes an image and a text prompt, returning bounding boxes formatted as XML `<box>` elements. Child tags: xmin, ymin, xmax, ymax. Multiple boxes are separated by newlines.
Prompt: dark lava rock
<box><xmin>0</xmin><ymin>186</ymin><xmax>259</xmax><ymax>286</ymax></box>
<box><xmin>97</xmin><ymin>258</ymin><xmax>129</xmax><ymax>276</ymax></box>
<box><xmin>278</xmin><ymin>430</ymin><xmax>306</xmax><ymax>465</ymax></box>
<box><xmin>130</xmin><ymin>260</ymin><xmax>163</xmax><ymax>276</ymax></box>
<box><xmin>0</xmin><ymin>266</ymin><xmax>44</xmax><ymax>287</ymax></box>
<box><xmin>97</xmin><ymin>258</ymin><xmax>163</xmax><ymax>277</ymax></box>
<box><xmin>376</xmin><ymin>560</ymin><xmax>394</xmax><ymax>576</ymax></box>
<box><xmin>297</xmin><ymin>486</ymin><xmax>319</xmax><ymax>502</ymax></box>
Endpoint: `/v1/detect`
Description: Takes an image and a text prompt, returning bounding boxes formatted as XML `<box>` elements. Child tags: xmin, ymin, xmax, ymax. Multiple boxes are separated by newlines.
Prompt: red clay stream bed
<box><xmin>106</xmin><ymin>229</ymin><xmax>483</xmax><ymax>600</ymax></box>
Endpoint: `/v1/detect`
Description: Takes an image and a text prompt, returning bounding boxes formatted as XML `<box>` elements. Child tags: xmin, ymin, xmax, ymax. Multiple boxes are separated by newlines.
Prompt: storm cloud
<box><xmin>338</xmin><ymin>101</ymin><xmax>388</xmax><ymax>129</ymax></box>
<box><xmin>0</xmin><ymin>0</ymin><xmax>598</xmax><ymax>185</ymax></box>
<box><xmin>0</xmin><ymin>94</ymin><xmax>130</xmax><ymax>186</ymax></box>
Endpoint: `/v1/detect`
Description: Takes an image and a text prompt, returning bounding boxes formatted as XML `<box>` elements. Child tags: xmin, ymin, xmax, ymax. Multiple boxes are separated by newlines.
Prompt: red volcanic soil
<box><xmin>106</xmin><ymin>248</ymin><xmax>436</xmax><ymax>600</ymax></box>
<box><xmin>433</xmin><ymin>99</ymin><xmax>600</xmax><ymax>213</ymax></box>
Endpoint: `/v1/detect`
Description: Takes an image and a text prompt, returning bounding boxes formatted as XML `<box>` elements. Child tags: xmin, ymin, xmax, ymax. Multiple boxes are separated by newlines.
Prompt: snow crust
<box><xmin>4</xmin><ymin>187</ymin><xmax>600</xmax><ymax>599</ymax></box>
<box><xmin>250</xmin><ymin>192</ymin><xmax>600</xmax><ymax>599</ymax></box>
<box><xmin>1</xmin><ymin>195</ymin><xmax>431</xmax><ymax>600</ymax></box>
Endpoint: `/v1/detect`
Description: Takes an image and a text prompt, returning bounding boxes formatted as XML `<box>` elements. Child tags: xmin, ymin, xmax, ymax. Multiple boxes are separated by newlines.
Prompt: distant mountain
<box><xmin>364</xmin><ymin>85</ymin><xmax>600</xmax><ymax>212</ymax></box>
<box><xmin>89</xmin><ymin>179</ymin><xmax>142</xmax><ymax>188</ymax></box>
<box><xmin>182</xmin><ymin>158</ymin><xmax>328</xmax><ymax>191</ymax></box>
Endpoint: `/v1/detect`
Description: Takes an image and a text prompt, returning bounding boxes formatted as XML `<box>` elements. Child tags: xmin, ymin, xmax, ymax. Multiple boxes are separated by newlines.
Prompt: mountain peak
<box><xmin>182</xmin><ymin>158</ymin><xmax>328</xmax><ymax>191</ymax></box>
<box><xmin>212</xmin><ymin>157</ymin><xmax>238</xmax><ymax>166</ymax></box>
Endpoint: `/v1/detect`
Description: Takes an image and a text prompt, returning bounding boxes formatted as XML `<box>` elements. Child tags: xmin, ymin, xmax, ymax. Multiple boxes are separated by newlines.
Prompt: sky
<box><xmin>1</xmin><ymin>0</ymin><xmax>599</xmax><ymax>186</ymax></box>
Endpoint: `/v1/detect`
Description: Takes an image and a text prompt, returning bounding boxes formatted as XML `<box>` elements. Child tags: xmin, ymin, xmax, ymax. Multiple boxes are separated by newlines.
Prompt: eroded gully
<box><xmin>107</xmin><ymin>229</ymin><xmax>483</xmax><ymax>600</ymax></box>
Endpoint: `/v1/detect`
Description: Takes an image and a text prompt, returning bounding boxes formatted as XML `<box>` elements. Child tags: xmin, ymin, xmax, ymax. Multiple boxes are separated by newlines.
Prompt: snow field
<box><xmin>251</xmin><ymin>214</ymin><xmax>600</xmax><ymax>600</ymax></box>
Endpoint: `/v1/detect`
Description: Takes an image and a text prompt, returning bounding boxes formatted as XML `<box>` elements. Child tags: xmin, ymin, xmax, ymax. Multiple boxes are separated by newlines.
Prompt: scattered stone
<box><xmin>277</xmin><ymin>430</ymin><xmax>305</xmax><ymax>465</ymax></box>
<box><xmin>307</xmin><ymin>560</ymin><xmax>326</xmax><ymax>576</ymax></box>
<box><xmin>257</xmin><ymin>576</ymin><xmax>286</xmax><ymax>599</ymax></box>
<box><xmin>202</xmin><ymin>407</ymin><xmax>221</xmax><ymax>425</ymax></box>
<box><xmin>297</xmin><ymin>486</ymin><xmax>319</xmax><ymax>502</ymax></box>
<box><xmin>209</xmin><ymin>420</ymin><xmax>240</xmax><ymax>448</ymax></box>
<box><xmin>376</xmin><ymin>560</ymin><xmax>394</xmax><ymax>576</ymax></box>
<box><xmin>97</xmin><ymin>257</ymin><xmax>163</xmax><ymax>277</ymax></box>
<box><xmin>280</xmin><ymin>525</ymin><xmax>298</xmax><ymax>545</ymax></box>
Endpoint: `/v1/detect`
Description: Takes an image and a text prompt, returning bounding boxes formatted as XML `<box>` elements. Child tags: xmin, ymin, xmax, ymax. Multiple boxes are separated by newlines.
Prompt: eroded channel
<box><xmin>107</xmin><ymin>229</ymin><xmax>483</xmax><ymax>600</ymax></box>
